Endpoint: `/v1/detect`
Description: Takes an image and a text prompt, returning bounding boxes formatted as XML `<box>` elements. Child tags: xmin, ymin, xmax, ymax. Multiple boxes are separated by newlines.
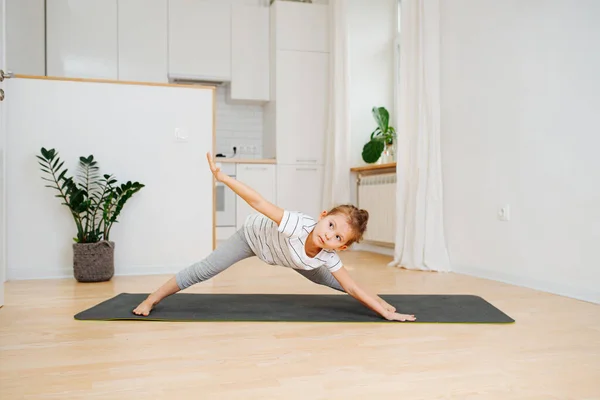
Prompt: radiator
<box><xmin>357</xmin><ymin>173</ymin><xmax>396</xmax><ymax>244</ymax></box>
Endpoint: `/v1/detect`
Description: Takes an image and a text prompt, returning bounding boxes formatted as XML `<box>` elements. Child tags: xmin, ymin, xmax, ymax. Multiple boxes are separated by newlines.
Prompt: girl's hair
<box><xmin>327</xmin><ymin>204</ymin><xmax>369</xmax><ymax>245</ymax></box>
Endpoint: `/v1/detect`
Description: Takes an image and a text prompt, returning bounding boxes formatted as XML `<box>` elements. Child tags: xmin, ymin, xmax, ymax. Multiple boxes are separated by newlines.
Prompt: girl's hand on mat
<box><xmin>133</xmin><ymin>297</ymin><xmax>156</xmax><ymax>316</ymax></box>
<box><xmin>206</xmin><ymin>152</ymin><xmax>227</xmax><ymax>182</ymax></box>
<box><xmin>385</xmin><ymin>312</ymin><xmax>416</xmax><ymax>322</ymax></box>
<box><xmin>378</xmin><ymin>299</ymin><xmax>396</xmax><ymax>313</ymax></box>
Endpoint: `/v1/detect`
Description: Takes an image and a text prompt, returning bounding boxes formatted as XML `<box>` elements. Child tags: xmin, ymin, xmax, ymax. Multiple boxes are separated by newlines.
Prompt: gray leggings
<box><xmin>176</xmin><ymin>227</ymin><xmax>345</xmax><ymax>292</ymax></box>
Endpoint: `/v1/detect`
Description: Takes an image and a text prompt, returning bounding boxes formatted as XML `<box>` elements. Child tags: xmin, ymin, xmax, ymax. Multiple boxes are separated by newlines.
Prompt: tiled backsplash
<box><xmin>215</xmin><ymin>86</ymin><xmax>264</xmax><ymax>158</ymax></box>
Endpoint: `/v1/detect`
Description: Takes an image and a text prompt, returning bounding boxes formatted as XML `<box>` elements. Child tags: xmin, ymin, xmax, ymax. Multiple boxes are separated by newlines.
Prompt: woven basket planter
<box><xmin>72</xmin><ymin>241</ymin><xmax>115</xmax><ymax>282</ymax></box>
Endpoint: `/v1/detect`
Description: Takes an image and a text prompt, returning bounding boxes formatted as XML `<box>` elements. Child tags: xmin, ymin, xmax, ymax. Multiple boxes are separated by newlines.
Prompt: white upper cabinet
<box><xmin>46</xmin><ymin>0</ymin><xmax>118</xmax><ymax>79</ymax></box>
<box><xmin>44</xmin><ymin>1</ymin><xmax>271</xmax><ymax>87</ymax></box>
<box><xmin>168</xmin><ymin>0</ymin><xmax>231</xmax><ymax>81</ymax></box>
<box><xmin>6</xmin><ymin>0</ymin><xmax>45</xmax><ymax>76</ymax></box>
<box><xmin>118</xmin><ymin>0</ymin><xmax>168</xmax><ymax>83</ymax></box>
<box><xmin>276</xmin><ymin>50</ymin><xmax>328</xmax><ymax>165</ymax></box>
<box><xmin>272</xmin><ymin>1</ymin><xmax>329</xmax><ymax>53</ymax></box>
<box><xmin>236</xmin><ymin>164</ymin><xmax>276</xmax><ymax>229</ymax></box>
<box><xmin>230</xmin><ymin>5</ymin><xmax>269</xmax><ymax>102</ymax></box>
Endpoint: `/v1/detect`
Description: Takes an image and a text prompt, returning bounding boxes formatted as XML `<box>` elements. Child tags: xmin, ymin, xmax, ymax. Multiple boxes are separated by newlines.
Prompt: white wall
<box><xmin>440</xmin><ymin>0</ymin><xmax>600</xmax><ymax>303</ymax></box>
<box><xmin>347</xmin><ymin>0</ymin><xmax>397</xmax><ymax>168</ymax></box>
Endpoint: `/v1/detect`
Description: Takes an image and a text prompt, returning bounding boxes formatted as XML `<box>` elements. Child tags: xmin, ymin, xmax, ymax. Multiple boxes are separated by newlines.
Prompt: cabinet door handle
<box><xmin>296</xmin><ymin>158</ymin><xmax>317</xmax><ymax>163</ymax></box>
<box><xmin>296</xmin><ymin>168</ymin><xmax>318</xmax><ymax>171</ymax></box>
<box><xmin>243</xmin><ymin>167</ymin><xmax>268</xmax><ymax>171</ymax></box>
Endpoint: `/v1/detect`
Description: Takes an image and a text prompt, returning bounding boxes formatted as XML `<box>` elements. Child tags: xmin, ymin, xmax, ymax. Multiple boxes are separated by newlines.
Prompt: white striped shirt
<box><xmin>243</xmin><ymin>210</ymin><xmax>342</xmax><ymax>273</ymax></box>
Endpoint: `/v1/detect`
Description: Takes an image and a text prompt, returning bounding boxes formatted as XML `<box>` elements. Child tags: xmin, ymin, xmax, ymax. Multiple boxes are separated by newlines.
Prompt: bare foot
<box><xmin>133</xmin><ymin>296</ymin><xmax>158</xmax><ymax>316</ymax></box>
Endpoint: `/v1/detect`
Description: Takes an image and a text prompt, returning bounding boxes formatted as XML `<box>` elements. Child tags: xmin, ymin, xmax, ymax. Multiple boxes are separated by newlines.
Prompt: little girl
<box><xmin>133</xmin><ymin>153</ymin><xmax>416</xmax><ymax>322</ymax></box>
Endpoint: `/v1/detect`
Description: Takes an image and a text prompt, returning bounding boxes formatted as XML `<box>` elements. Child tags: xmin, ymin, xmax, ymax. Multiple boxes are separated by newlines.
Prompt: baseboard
<box><xmin>8</xmin><ymin>264</ymin><xmax>189</xmax><ymax>281</ymax></box>
<box><xmin>352</xmin><ymin>243</ymin><xmax>395</xmax><ymax>257</ymax></box>
<box><xmin>113</xmin><ymin>264</ymin><xmax>189</xmax><ymax>277</ymax></box>
<box><xmin>8</xmin><ymin>267</ymin><xmax>72</xmax><ymax>280</ymax></box>
<box><xmin>453</xmin><ymin>264</ymin><xmax>599</xmax><ymax>305</ymax></box>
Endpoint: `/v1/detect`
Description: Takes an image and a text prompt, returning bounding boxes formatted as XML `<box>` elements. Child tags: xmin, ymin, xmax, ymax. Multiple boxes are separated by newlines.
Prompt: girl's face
<box><xmin>311</xmin><ymin>211</ymin><xmax>353</xmax><ymax>251</ymax></box>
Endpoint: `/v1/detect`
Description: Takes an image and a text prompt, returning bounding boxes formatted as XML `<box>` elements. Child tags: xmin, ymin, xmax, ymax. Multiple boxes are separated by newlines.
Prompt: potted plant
<box><xmin>361</xmin><ymin>106</ymin><xmax>397</xmax><ymax>164</ymax></box>
<box><xmin>37</xmin><ymin>147</ymin><xmax>144</xmax><ymax>282</ymax></box>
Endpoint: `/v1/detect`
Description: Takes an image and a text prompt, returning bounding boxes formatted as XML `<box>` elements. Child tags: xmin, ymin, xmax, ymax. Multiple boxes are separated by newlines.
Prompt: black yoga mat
<box><xmin>74</xmin><ymin>293</ymin><xmax>514</xmax><ymax>323</ymax></box>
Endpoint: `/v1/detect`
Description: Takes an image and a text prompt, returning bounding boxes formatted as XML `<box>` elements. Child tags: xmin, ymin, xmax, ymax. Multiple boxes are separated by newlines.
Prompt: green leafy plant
<box><xmin>37</xmin><ymin>147</ymin><xmax>145</xmax><ymax>243</ymax></box>
<box><xmin>361</xmin><ymin>106</ymin><xmax>397</xmax><ymax>163</ymax></box>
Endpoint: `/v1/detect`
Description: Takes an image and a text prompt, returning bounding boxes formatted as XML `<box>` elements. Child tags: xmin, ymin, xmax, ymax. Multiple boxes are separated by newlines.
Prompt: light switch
<box><xmin>174</xmin><ymin>128</ymin><xmax>188</xmax><ymax>142</ymax></box>
<box><xmin>498</xmin><ymin>205</ymin><xmax>510</xmax><ymax>221</ymax></box>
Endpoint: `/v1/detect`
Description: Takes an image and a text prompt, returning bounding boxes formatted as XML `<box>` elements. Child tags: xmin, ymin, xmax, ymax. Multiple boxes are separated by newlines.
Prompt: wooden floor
<box><xmin>1</xmin><ymin>251</ymin><xmax>599</xmax><ymax>399</ymax></box>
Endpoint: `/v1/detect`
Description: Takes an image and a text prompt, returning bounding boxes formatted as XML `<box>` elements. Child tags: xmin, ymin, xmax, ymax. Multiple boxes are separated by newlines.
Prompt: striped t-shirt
<box><xmin>243</xmin><ymin>210</ymin><xmax>343</xmax><ymax>273</ymax></box>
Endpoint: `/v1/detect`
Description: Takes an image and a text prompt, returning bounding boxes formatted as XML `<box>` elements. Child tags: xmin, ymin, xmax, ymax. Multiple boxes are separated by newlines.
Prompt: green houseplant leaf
<box><xmin>372</xmin><ymin>106</ymin><xmax>389</xmax><ymax>133</ymax></box>
<box><xmin>361</xmin><ymin>106</ymin><xmax>397</xmax><ymax>163</ymax></box>
<box><xmin>361</xmin><ymin>139</ymin><xmax>385</xmax><ymax>164</ymax></box>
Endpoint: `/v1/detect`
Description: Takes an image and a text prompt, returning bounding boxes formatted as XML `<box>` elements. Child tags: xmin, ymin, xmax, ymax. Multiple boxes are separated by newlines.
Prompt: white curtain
<box><xmin>389</xmin><ymin>0</ymin><xmax>451</xmax><ymax>272</ymax></box>
<box><xmin>322</xmin><ymin>0</ymin><xmax>352</xmax><ymax>210</ymax></box>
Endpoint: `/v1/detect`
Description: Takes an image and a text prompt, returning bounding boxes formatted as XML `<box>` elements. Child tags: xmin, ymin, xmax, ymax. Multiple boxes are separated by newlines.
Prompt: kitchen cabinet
<box><xmin>236</xmin><ymin>164</ymin><xmax>277</xmax><ymax>229</ymax></box>
<box><xmin>168</xmin><ymin>0</ymin><xmax>231</xmax><ymax>81</ymax></box>
<box><xmin>272</xmin><ymin>1</ymin><xmax>329</xmax><ymax>53</ymax></box>
<box><xmin>276</xmin><ymin>165</ymin><xmax>324</xmax><ymax>219</ymax></box>
<box><xmin>46</xmin><ymin>0</ymin><xmax>118</xmax><ymax>79</ymax></box>
<box><xmin>6</xmin><ymin>0</ymin><xmax>45</xmax><ymax>76</ymax></box>
<box><xmin>44</xmin><ymin>0</ymin><xmax>270</xmax><ymax>87</ymax></box>
<box><xmin>264</xmin><ymin>1</ymin><xmax>329</xmax><ymax>216</ymax></box>
<box><xmin>118</xmin><ymin>0</ymin><xmax>168</xmax><ymax>83</ymax></box>
<box><xmin>230</xmin><ymin>5</ymin><xmax>270</xmax><ymax>102</ymax></box>
<box><xmin>274</xmin><ymin>50</ymin><xmax>328</xmax><ymax>165</ymax></box>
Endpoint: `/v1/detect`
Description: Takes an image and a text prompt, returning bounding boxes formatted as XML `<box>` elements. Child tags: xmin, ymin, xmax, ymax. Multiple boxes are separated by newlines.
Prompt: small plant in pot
<box><xmin>361</xmin><ymin>106</ymin><xmax>397</xmax><ymax>164</ymax></box>
<box><xmin>37</xmin><ymin>147</ymin><xmax>144</xmax><ymax>282</ymax></box>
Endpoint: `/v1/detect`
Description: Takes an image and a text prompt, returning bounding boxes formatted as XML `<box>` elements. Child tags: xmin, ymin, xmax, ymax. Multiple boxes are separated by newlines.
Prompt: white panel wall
<box><xmin>440</xmin><ymin>0</ymin><xmax>600</xmax><ymax>303</ymax></box>
<box><xmin>6</xmin><ymin>78</ymin><xmax>214</xmax><ymax>279</ymax></box>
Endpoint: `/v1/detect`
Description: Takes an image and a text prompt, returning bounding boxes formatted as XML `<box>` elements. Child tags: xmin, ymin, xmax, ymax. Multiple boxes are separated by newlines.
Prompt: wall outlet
<box><xmin>498</xmin><ymin>205</ymin><xmax>510</xmax><ymax>221</ymax></box>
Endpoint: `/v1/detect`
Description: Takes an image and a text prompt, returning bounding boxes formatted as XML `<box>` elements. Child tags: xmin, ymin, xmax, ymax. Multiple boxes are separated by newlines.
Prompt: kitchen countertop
<box><xmin>215</xmin><ymin>158</ymin><xmax>277</xmax><ymax>164</ymax></box>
